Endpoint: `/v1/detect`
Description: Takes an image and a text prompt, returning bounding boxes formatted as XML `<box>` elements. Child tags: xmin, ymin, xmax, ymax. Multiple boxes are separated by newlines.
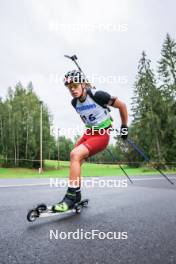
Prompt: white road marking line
<box><xmin>0</xmin><ymin>183</ymin><xmax>49</xmax><ymax>188</ymax></box>
<box><xmin>132</xmin><ymin>176</ymin><xmax>175</xmax><ymax>181</ymax></box>
<box><xmin>0</xmin><ymin>176</ymin><xmax>175</xmax><ymax>188</ymax></box>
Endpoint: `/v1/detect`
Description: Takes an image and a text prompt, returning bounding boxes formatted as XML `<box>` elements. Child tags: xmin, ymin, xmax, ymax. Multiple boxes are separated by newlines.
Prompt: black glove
<box><xmin>120</xmin><ymin>124</ymin><xmax>128</xmax><ymax>140</ymax></box>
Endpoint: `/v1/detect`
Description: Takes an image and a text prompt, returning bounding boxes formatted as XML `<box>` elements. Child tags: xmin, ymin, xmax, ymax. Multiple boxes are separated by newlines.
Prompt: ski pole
<box><xmin>64</xmin><ymin>54</ymin><xmax>86</xmax><ymax>77</ymax></box>
<box><xmin>127</xmin><ymin>139</ymin><xmax>149</xmax><ymax>162</ymax></box>
<box><xmin>127</xmin><ymin>138</ymin><xmax>174</xmax><ymax>185</ymax></box>
<box><xmin>106</xmin><ymin>148</ymin><xmax>133</xmax><ymax>184</ymax></box>
<box><xmin>64</xmin><ymin>54</ymin><xmax>93</xmax><ymax>87</ymax></box>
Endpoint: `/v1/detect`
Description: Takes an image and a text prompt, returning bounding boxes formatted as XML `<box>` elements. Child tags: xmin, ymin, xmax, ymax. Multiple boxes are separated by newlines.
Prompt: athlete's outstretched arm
<box><xmin>109</xmin><ymin>98</ymin><xmax>128</xmax><ymax>125</ymax></box>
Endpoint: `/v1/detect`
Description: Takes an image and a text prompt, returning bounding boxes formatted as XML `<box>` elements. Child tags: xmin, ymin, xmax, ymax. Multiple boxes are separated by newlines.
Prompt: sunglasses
<box><xmin>66</xmin><ymin>83</ymin><xmax>80</xmax><ymax>89</ymax></box>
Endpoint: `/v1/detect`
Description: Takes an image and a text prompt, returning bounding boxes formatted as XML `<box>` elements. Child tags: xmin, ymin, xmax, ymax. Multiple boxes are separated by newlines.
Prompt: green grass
<box><xmin>0</xmin><ymin>160</ymin><xmax>175</xmax><ymax>178</ymax></box>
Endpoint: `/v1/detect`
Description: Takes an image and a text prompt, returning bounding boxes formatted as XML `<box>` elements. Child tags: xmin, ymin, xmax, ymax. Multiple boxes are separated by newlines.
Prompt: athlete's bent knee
<box><xmin>70</xmin><ymin>149</ymin><xmax>82</xmax><ymax>161</ymax></box>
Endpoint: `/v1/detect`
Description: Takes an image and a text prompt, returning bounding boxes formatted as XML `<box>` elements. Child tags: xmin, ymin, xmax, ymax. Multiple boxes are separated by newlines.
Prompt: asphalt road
<box><xmin>0</xmin><ymin>175</ymin><xmax>176</xmax><ymax>264</ymax></box>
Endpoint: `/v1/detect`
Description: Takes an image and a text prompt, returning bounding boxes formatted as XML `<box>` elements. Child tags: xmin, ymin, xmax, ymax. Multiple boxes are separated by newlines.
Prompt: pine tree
<box><xmin>131</xmin><ymin>52</ymin><xmax>164</xmax><ymax>163</ymax></box>
<box><xmin>158</xmin><ymin>33</ymin><xmax>176</xmax><ymax>97</ymax></box>
<box><xmin>158</xmin><ymin>34</ymin><xmax>176</xmax><ymax>164</ymax></box>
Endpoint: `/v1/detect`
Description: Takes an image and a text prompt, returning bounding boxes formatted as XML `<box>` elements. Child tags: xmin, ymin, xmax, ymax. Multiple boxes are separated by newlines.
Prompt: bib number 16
<box><xmin>81</xmin><ymin>114</ymin><xmax>96</xmax><ymax>122</ymax></box>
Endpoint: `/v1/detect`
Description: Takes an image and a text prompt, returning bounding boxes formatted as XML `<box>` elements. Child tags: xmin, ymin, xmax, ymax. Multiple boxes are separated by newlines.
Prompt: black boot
<box><xmin>52</xmin><ymin>187</ymin><xmax>81</xmax><ymax>212</ymax></box>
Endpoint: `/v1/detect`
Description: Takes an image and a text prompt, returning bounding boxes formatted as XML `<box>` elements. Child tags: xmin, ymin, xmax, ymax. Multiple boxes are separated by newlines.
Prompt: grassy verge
<box><xmin>0</xmin><ymin>160</ymin><xmax>175</xmax><ymax>178</ymax></box>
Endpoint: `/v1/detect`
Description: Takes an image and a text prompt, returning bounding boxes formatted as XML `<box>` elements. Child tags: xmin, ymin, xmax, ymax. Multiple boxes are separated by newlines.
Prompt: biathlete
<box><xmin>52</xmin><ymin>70</ymin><xmax>128</xmax><ymax>212</ymax></box>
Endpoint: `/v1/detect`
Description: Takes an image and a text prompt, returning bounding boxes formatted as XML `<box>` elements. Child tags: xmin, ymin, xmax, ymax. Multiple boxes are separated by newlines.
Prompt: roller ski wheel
<box><xmin>36</xmin><ymin>203</ymin><xmax>47</xmax><ymax>213</ymax></box>
<box><xmin>27</xmin><ymin>209</ymin><xmax>40</xmax><ymax>222</ymax></box>
<box><xmin>75</xmin><ymin>199</ymin><xmax>89</xmax><ymax>213</ymax></box>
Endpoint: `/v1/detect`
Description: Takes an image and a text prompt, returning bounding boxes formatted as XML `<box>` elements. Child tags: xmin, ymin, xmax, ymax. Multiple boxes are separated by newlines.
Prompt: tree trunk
<box><xmin>155</xmin><ymin>132</ymin><xmax>161</xmax><ymax>162</ymax></box>
<box><xmin>25</xmin><ymin>114</ymin><xmax>29</xmax><ymax>159</ymax></box>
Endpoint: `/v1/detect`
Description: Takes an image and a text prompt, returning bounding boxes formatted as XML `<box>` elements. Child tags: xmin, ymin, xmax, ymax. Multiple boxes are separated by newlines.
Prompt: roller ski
<box><xmin>27</xmin><ymin>199</ymin><xmax>89</xmax><ymax>222</ymax></box>
<box><xmin>27</xmin><ymin>187</ymin><xmax>89</xmax><ymax>222</ymax></box>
